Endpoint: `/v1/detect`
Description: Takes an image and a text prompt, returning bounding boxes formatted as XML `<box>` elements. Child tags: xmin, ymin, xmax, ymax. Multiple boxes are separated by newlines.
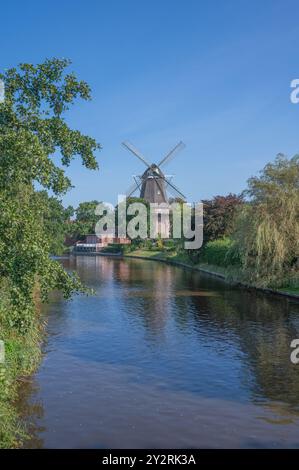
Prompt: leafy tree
<box><xmin>34</xmin><ymin>191</ymin><xmax>74</xmax><ymax>255</ymax></box>
<box><xmin>70</xmin><ymin>200</ymin><xmax>101</xmax><ymax>240</ymax></box>
<box><xmin>0</xmin><ymin>58</ymin><xmax>100</xmax><ymax>332</ymax></box>
<box><xmin>156</xmin><ymin>235</ymin><xmax>164</xmax><ymax>251</ymax></box>
<box><xmin>202</xmin><ymin>193</ymin><xmax>243</xmax><ymax>242</ymax></box>
<box><xmin>232</xmin><ymin>154</ymin><xmax>299</xmax><ymax>287</ymax></box>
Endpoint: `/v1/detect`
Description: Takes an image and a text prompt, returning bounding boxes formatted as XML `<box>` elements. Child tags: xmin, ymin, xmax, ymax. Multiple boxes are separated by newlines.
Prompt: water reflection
<box><xmin>20</xmin><ymin>256</ymin><xmax>299</xmax><ymax>448</ymax></box>
<box><xmin>17</xmin><ymin>377</ymin><xmax>44</xmax><ymax>449</ymax></box>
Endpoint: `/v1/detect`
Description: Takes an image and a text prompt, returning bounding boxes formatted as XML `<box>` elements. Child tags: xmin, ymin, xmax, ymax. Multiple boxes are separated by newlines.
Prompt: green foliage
<box><xmin>0</xmin><ymin>58</ymin><xmax>100</xmax><ymax>333</ymax></box>
<box><xmin>0</xmin><ymin>58</ymin><xmax>99</xmax><ymax>447</ymax></box>
<box><xmin>100</xmin><ymin>243</ymin><xmax>123</xmax><ymax>254</ymax></box>
<box><xmin>76</xmin><ymin>200</ymin><xmax>100</xmax><ymax>222</ymax></box>
<box><xmin>34</xmin><ymin>191</ymin><xmax>74</xmax><ymax>255</ymax></box>
<box><xmin>185</xmin><ymin>155</ymin><xmax>298</xmax><ymax>289</ymax></box>
<box><xmin>231</xmin><ymin>154</ymin><xmax>299</xmax><ymax>287</ymax></box>
<box><xmin>0</xmin><ymin>281</ymin><xmax>42</xmax><ymax>447</ymax></box>
<box><xmin>130</xmin><ymin>237</ymin><xmax>148</xmax><ymax>250</ymax></box>
<box><xmin>163</xmin><ymin>241</ymin><xmax>178</xmax><ymax>252</ymax></box>
<box><xmin>145</xmin><ymin>239</ymin><xmax>153</xmax><ymax>251</ymax></box>
<box><xmin>69</xmin><ymin>200</ymin><xmax>101</xmax><ymax>240</ymax></box>
<box><xmin>199</xmin><ymin>238</ymin><xmax>237</xmax><ymax>267</ymax></box>
<box><xmin>156</xmin><ymin>236</ymin><xmax>164</xmax><ymax>251</ymax></box>
<box><xmin>0</xmin><ymin>58</ymin><xmax>99</xmax><ymax>177</ymax></box>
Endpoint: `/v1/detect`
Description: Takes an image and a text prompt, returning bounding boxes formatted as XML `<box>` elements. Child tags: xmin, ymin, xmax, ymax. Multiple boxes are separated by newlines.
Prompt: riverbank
<box><xmin>0</xmin><ymin>283</ymin><xmax>43</xmax><ymax>448</ymax></box>
<box><xmin>123</xmin><ymin>249</ymin><xmax>299</xmax><ymax>300</ymax></box>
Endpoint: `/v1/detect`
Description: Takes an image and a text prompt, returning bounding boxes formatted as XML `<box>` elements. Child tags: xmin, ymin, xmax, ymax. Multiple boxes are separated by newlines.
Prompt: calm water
<box><xmin>20</xmin><ymin>255</ymin><xmax>299</xmax><ymax>448</ymax></box>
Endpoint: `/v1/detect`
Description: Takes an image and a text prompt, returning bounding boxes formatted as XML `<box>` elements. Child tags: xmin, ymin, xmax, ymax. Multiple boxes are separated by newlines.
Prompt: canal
<box><xmin>20</xmin><ymin>255</ymin><xmax>299</xmax><ymax>448</ymax></box>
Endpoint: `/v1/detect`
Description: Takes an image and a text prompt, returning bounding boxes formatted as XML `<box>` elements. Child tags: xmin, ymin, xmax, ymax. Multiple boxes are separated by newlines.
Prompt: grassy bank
<box><xmin>123</xmin><ymin>244</ymin><xmax>299</xmax><ymax>298</ymax></box>
<box><xmin>0</xmin><ymin>283</ymin><xmax>43</xmax><ymax>448</ymax></box>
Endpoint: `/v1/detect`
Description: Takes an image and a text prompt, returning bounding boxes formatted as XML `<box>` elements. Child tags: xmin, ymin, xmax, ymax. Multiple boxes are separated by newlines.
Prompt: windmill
<box><xmin>122</xmin><ymin>141</ymin><xmax>186</xmax><ymax>203</ymax></box>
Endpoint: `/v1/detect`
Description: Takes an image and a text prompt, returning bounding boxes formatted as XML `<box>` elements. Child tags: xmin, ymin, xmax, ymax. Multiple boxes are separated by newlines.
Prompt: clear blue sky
<box><xmin>1</xmin><ymin>0</ymin><xmax>299</xmax><ymax>207</ymax></box>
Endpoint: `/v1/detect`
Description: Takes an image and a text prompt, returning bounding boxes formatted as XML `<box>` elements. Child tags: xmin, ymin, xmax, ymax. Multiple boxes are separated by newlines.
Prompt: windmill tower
<box><xmin>122</xmin><ymin>141</ymin><xmax>186</xmax><ymax>238</ymax></box>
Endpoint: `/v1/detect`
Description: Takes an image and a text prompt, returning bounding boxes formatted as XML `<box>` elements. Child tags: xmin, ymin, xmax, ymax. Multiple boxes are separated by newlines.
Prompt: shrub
<box><xmin>156</xmin><ymin>237</ymin><xmax>164</xmax><ymax>251</ymax></box>
<box><xmin>202</xmin><ymin>193</ymin><xmax>243</xmax><ymax>242</ymax></box>
<box><xmin>199</xmin><ymin>238</ymin><xmax>237</xmax><ymax>267</ymax></box>
<box><xmin>100</xmin><ymin>244</ymin><xmax>123</xmax><ymax>254</ymax></box>
<box><xmin>232</xmin><ymin>154</ymin><xmax>299</xmax><ymax>287</ymax></box>
<box><xmin>163</xmin><ymin>239</ymin><xmax>176</xmax><ymax>252</ymax></box>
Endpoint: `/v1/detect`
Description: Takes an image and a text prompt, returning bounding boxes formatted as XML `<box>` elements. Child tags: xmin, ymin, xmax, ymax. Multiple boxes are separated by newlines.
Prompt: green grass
<box><xmin>199</xmin><ymin>238</ymin><xmax>240</xmax><ymax>267</ymax></box>
<box><xmin>277</xmin><ymin>287</ymin><xmax>299</xmax><ymax>296</ymax></box>
<box><xmin>125</xmin><ymin>245</ymin><xmax>298</xmax><ymax>297</ymax></box>
<box><xmin>126</xmin><ymin>249</ymin><xmax>163</xmax><ymax>258</ymax></box>
<box><xmin>0</xmin><ymin>283</ymin><xmax>43</xmax><ymax>448</ymax></box>
<box><xmin>126</xmin><ymin>248</ymin><xmax>192</xmax><ymax>264</ymax></box>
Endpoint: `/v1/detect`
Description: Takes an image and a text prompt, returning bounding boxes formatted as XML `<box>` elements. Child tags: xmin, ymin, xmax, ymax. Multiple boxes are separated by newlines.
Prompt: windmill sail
<box><xmin>122</xmin><ymin>141</ymin><xmax>150</xmax><ymax>168</ymax></box>
<box><xmin>158</xmin><ymin>141</ymin><xmax>186</xmax><ymax>168</ymax></box>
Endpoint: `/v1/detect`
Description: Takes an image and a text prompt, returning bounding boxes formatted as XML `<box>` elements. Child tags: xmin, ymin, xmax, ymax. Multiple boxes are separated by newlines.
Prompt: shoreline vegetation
<box><xmin>72</xmin><ymin>249</ymin><xmax>299</xmax><ymax>300</ymax></box>
<box><xmin>0</xmin><ymin>283</ymin><xmax>43</xmax><ymax>448</ymax></box>
<box><xmin>123</xmin><ymin>250</ymin><xmax>299</xmax><ymax>300</ymax></box>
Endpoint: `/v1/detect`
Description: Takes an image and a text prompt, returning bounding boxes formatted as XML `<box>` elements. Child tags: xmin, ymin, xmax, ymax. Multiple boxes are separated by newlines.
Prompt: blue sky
<box><xmin>1</xmin><ymin>0</ymin><xmax>299</xmax><ymax>207</ymax></box>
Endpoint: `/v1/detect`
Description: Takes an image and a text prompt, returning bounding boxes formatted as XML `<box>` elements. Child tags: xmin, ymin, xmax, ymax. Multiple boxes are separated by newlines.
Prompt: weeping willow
<box><xmin>232</xmin><ymin>154</ymin><xmax>299</xmax><ymax>287</ymax></box>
